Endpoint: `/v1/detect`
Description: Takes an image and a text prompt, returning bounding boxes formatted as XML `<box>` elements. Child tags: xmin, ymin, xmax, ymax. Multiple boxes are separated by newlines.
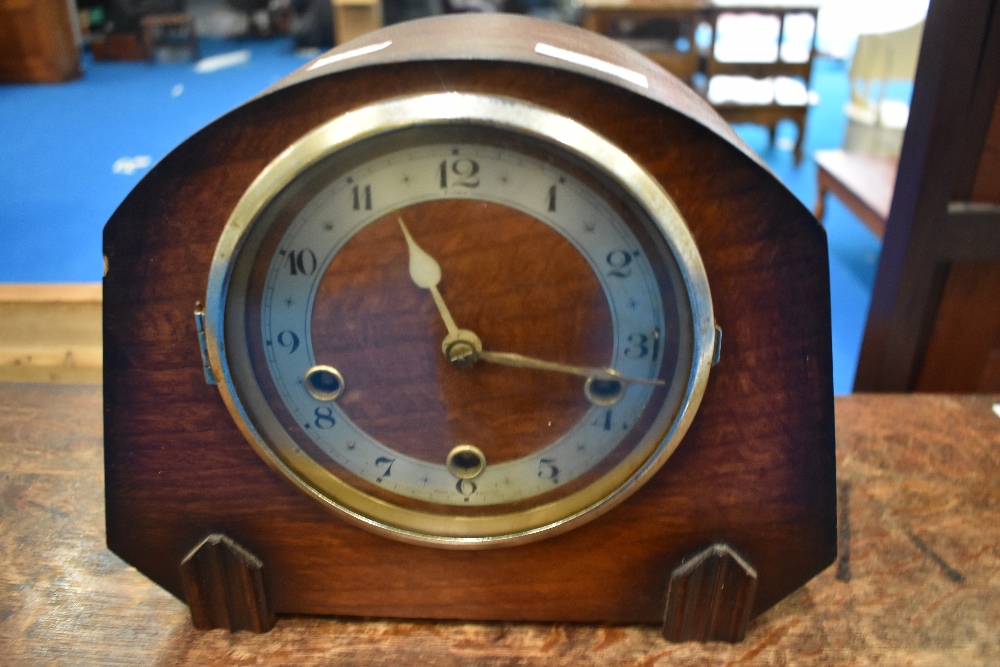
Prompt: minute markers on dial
<box><xmin>256</xmin><ymin>138</ymin><xmax>672</xmax><ymax>507</ymax></box>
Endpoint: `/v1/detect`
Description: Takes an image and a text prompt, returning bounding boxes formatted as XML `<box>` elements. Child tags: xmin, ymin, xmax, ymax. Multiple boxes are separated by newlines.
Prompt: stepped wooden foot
<box><xmin>180</xmin><ymin>534</ymin><xmax>275</xmax><ymax>632</ymax></box>
<box><xmin>662</xmin><ymin>543</ymin><xmax>758</xmax><ymax>643</ymax></box>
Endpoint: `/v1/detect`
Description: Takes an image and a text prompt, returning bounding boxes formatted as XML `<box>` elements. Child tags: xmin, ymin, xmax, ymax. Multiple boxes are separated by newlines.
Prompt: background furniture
<box><xmin>814</xmin><ymin>150</ymin><xmax>897</xmax><ymax>238</ymax></box>
<box><xmin>0</xmin><ymin>284</ymin><xmax>101</xmax><ymax>384</ymax></box>
<box><xmin>2</xmin><ymin>383</ymin><xmax>998</xmax><ymax>664</ymax></box>
<box><xmin>855</xmin><ymin>0</ymin><xmax>1000</xmax><ymax>393</ymax></box>
<box><xmin>581</xmin><ymin>0</ymin><xmax>820</xmax><ymax>162</ymax></box>
<box><xmin>703</xmin><ymin>0</ymin><xmax>820</xmax><ymax>163</ymax></box>
<box><xmin>140</xmin><ymin>12</ymin><xmax>199</xmax><ymax>62</ymax></box>
<box><xmin>813</xmin><ymin>20</ymin><xmax>922</xmax><ymax>237</ymax></box>
<box><xmin>0</xmin><ymin>0</ymin><xmax>81</xmax><ymax>82</ymax></box>
<box><xmin>843</xmin><ymin>20</ymin><xmax>924</xmax><ymax>158</ymax></box>
<box><xmin>330</xmin><ymin>0</ymin><xmax>382</xmax><ymax>44</ymax></box>
<box><xmin>90</xmin><ymin>0</ymin><xmax>192</xmax><ymax>59</ymax></box>
<box><xmin>580</xmin><ymin>0</ymin><xmax>704</xmax><ymax>86</ymax></box>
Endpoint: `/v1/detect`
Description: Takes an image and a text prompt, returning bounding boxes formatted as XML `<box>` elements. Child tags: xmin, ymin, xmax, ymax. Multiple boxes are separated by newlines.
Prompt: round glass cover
<box><xmin>204</xmin><ymin>93</ymin><xmax>714</xmax><ymax>547</ymax></box>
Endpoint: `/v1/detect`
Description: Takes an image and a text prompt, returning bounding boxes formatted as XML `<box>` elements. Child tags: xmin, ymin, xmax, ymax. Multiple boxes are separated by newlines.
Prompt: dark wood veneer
<box><xmin>103</xmin><ymin>15</ymin><xmax>835</xmax><ymax>630</ymax></box>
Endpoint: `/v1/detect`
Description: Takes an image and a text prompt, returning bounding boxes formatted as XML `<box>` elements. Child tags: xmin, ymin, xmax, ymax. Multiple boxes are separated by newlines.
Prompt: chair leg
<box><xmin>793</xmin><ymin>119</ymin><xmax>805</xmax><ymax>165</ymax></box>
<box><xmin>814</xmin><ymin>187</ymin><xmax>826</xmax><ymax>223</ymax></box>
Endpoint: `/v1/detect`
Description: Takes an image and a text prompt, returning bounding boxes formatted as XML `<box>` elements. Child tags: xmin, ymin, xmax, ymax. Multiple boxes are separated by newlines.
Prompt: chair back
<box><xmin>845</xmin><ymin>20</ymin><xmax>924</xmax><ymax>156</ymax></box>
<box><xmin>851</xmin><ymin>21</ymin><xmax>923</xmax><ymax>88</ymax></box>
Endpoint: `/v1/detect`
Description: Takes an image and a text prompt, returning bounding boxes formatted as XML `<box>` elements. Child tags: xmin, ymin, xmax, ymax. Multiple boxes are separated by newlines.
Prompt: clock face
<box><xmin>205</xmin><ymin>93</ymin><xmax>714</xmax><ymax>547</ymax></box>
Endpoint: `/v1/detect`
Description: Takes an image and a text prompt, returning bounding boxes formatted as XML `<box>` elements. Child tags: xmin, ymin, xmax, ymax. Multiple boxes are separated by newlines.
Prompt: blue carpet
<box><xmin>0</xmin><ymin>37</ymin><xmax>312</xmax><ymax>282</ymax></box>
<box><xmin>0</xmin><ymin>38</ymin><xmax>879</xmax><ymax>393</ymax></box>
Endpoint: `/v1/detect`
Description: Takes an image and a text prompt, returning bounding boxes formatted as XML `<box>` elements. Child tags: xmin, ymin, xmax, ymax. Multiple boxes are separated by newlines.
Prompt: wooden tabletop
<box><xmin>1</xmin><ymin>383</ymin><xmax>998</xmax><ymax>665</ymax></box>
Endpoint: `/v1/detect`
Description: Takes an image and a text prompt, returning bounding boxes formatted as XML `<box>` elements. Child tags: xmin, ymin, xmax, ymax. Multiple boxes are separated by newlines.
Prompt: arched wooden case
<box><xmin>103</xmin><ymin>14</ymin><xmax>836</xmax><ymax>640</ymax></box>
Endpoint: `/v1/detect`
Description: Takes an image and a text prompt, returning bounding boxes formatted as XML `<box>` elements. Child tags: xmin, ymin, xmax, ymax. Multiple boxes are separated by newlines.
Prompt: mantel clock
<box><xmin>103</xmin><ymin>14</ymin><xmax>837</xmax><ymax>642</ymax></box>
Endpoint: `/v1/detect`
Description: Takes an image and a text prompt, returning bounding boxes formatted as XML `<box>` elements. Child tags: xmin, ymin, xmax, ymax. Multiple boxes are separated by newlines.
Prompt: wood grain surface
<box><xmin>2</xmin><ymin>384</ymin><xmax>998</xmax><ymax>665</ymax></box>
<box><xmin>101</xmin><ymin>14</ymin><xmax>835</xmax><ymax>626</ymax></box>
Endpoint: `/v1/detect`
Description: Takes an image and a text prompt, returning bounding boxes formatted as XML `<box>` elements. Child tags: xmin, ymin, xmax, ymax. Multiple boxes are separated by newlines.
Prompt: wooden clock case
<box><xmin>102</xmin><ymin>14</ymin><xmax>837</xmax><ymax>640</ymax></box>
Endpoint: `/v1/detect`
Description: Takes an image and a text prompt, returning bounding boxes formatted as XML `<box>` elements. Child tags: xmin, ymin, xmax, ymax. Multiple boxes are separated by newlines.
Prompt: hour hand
<box><xmin>398</xmin><ymin>217</ymin><xmax>459</xmax><ymax>337</ymax></box>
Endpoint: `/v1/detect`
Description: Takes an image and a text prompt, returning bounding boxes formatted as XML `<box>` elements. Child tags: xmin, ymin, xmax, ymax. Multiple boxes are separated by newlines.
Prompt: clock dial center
<box><xmin>208</xmin><ymin>94</ymin><xmax>713</xmax><ymax>543</ymax></box>
<box><xmin>443</xmin><ymin>333</ymin><xmax>482</xmax><ymax>368</ymax></box>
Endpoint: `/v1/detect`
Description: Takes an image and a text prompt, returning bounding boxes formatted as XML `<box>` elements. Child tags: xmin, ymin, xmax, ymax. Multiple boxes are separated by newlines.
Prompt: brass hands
<box><xmin>476</xmin><ymin>350</ymin><xmax>663</xmax><ymax>386</ymax></box>
<box><xmin>398</xmin><ymin>217</ymin><xmax>664</xmax><ymax>388</ymax></box>
<box><xmin>398</xmin><ymin>217</ymin><xmax>483</xmax><ymax>366</ymax></box>
<box><xmin>398</xmin><ymin>217</ymin><xmax>460</xmax><ymax>338</ymax></box>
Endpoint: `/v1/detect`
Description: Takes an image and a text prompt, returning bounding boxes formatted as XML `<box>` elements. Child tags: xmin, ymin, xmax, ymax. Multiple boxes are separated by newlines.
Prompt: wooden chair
<box><xmin>813</xmin><ymin>149</ymin><xmax>897</xmax><ymax>238</ymax></box>
<box><xmin>813</xmin><ymin>21</ymin><xmax>923</xmax><ymax>235</ymax></box>
<box><xmin>843</xmin><ymin>20</ymin><xmax>924</xmax><ymax>157</ymax></box>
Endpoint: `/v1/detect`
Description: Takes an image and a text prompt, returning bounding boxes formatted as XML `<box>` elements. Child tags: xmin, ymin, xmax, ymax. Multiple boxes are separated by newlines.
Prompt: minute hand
<box><xmin>476</xmin><ymin>350</ymin><xmax>664</xmax><ymax>386</ymax></box>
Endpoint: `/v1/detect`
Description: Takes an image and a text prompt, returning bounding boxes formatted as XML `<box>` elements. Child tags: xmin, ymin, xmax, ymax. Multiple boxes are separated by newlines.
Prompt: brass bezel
<box><xmin>203</xmin><ymin>93</ymin><xmax>715</xmax><ymax>548</ymax></box>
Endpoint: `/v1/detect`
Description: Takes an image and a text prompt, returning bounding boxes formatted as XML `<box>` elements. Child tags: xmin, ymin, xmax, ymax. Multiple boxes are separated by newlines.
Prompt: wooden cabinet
<box><xmin>0</xmin><ymin>0</ymin><xmax>81</xmax><ymax>83</ymax></box>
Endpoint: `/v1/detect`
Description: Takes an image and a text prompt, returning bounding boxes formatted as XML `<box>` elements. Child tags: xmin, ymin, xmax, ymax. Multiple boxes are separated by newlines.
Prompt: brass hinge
<box><xmin>194</xmin><ymin>304</ymin><xmax>216</xmax><ymax>385</ymax></box>
<box><xmin>713</xmin><ymin>325</ymin><xmax>722</xmax><ymax>367</ymax></box>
